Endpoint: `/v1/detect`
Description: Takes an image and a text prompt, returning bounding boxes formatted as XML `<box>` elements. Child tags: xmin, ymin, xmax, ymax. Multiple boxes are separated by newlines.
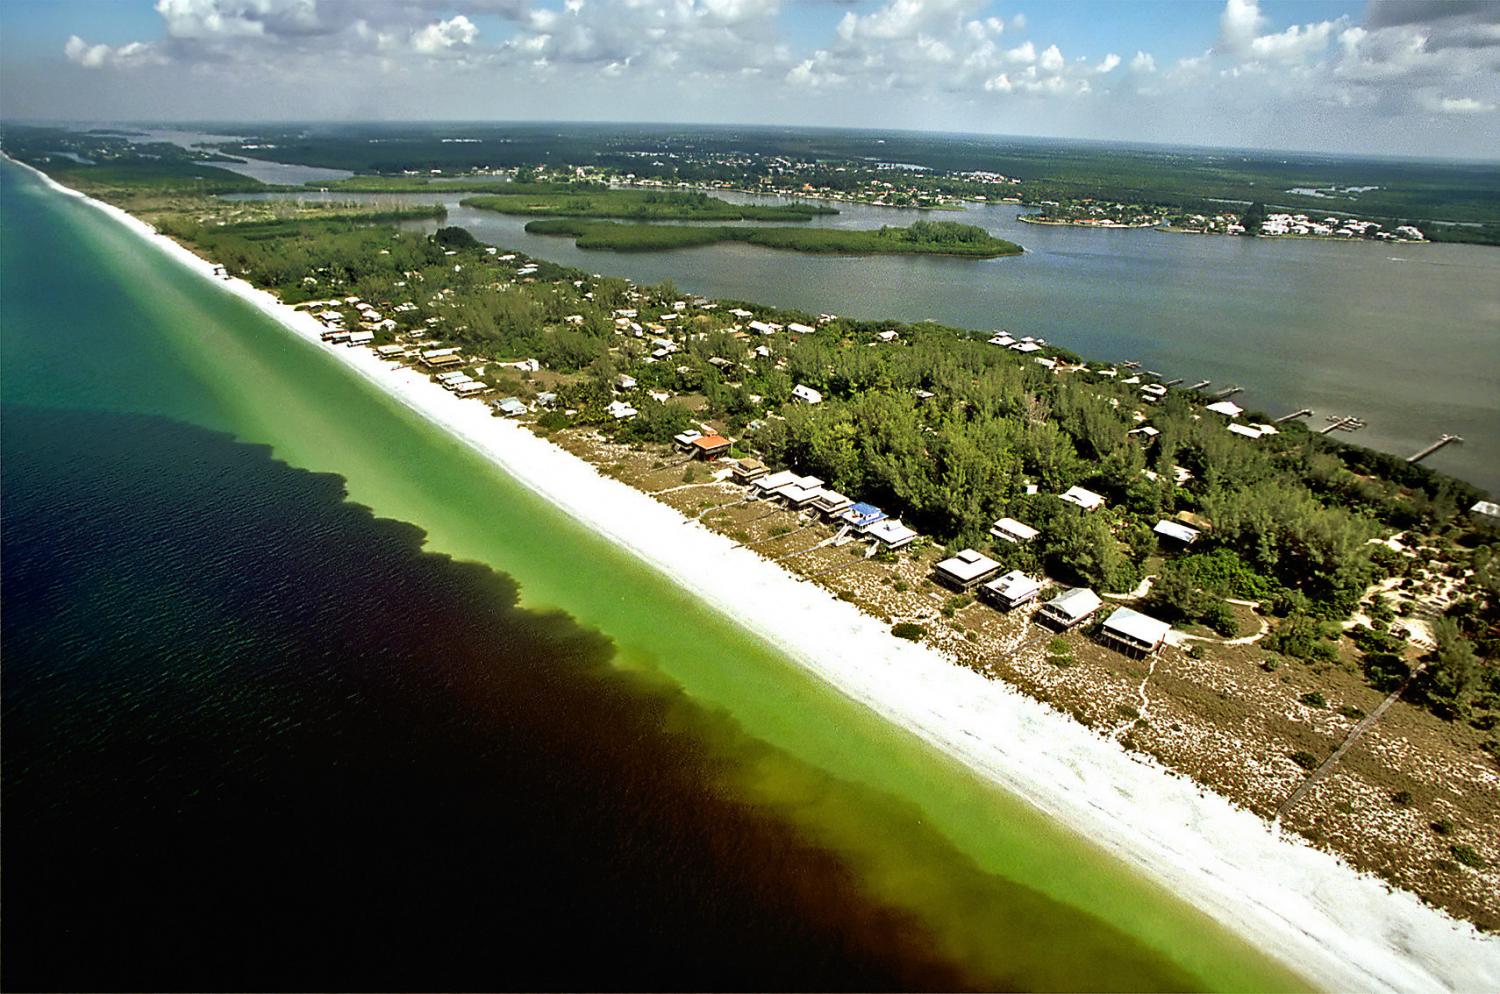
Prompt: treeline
<box><xmin>462</xmin><ymin>189</ymin><xmax>832</xmax><ymax>222</ymax></box>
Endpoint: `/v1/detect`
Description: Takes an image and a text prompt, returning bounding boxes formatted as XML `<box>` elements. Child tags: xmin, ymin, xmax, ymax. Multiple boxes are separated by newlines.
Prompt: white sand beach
<box><xmin>14</xmin><ymin>155</ymin><xmax>1499</xmax><ymax>994</ymax></box>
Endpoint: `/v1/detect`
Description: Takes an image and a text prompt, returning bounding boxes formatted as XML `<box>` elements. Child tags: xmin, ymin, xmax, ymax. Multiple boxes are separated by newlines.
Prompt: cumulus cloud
<box><xmin>64</xmin><ymin>34</ymin><xmax>166</xmax><ymax>68</ymax></box>
<box><xmin>1218</xmin><ymin>0</ymin><xmax>1266</xmax><ymax>54</ymax></box>
<box><xmin>411</xmin><ymin>15</ymin><xmax>479</xmax><ymax>55</ymax></box>
<box><xmin>1129</xmin><ymin>50</ymin><xmax>1156</xmax><ymax>72</ymax></box>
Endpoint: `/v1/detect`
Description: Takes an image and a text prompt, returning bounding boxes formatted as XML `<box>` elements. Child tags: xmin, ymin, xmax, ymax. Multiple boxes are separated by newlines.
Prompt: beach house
<box><xmin>1099</xmin><ymin>607</ymin><xmax>1173</xmax><ymax>658</ymax></box>
<box><xmin>491</xmin><ymin>397</ymin><xmax>527</xmax><ymax>417</ymax></box>
<box><xmin>837</xmin><ymin>502</ymin><xmax>888</xmax><ymax>533</ymax></box>
<box><xmin>980</xmin><ymin>570</ymin><xmax>1042</xmax><ymax>610</ymax></box>
<box><xmin>933</xmin><ymin>549</ymin><xmax>1003</xmax><ymax>591</ymax></box>
<box><xmin>1037</xmin><ymin>587</ymin><xmax>1103</xmax><ymax>630</ymax></box>
<box><xmin>689</xmin><ymin>435</ymin><xmax>733</xmax><ymax>461</ymax></box>
<box><xmin>730</xmin><ymin>458</ymin><xmax>768</xmax><ymax>483</ymax></box>
<box><xmin>810</xmin><ymin>489</ymin><xmax>853</xmax><ymax>518</ymax></box>
<box><xmin>867</xmin><ymin>518</ymin><xmax>919</xmax><ymax>550</ymax></box>
<box><xmin>1059</xmin><ymin>486</ymin><xmax>1106</xmax><ymax>512</ymax></box>
<box><xmin>989</xmin><ymin>516</ymin><xmax>1039</xmax><ymax>544</ymax></box>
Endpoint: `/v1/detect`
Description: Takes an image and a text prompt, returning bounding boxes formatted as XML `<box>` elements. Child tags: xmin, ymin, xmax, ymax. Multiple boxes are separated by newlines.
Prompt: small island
<box><xmin>523</xmin><ymin>218</ymin><xmax>1024</xmax><ymax>257</ymax></box>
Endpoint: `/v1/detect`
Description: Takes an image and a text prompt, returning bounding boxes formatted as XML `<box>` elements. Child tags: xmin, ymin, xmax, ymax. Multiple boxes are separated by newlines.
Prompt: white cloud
<box><xmin>1094</xmin><ymin>53</ymin><xmax>1120</xmax><ymax>74</ymax></box>
<box><xmin>411</xmin><ymin>15</ymin><xmax>479</xmax><ymax>54</ymax></box>
<box><xmin>1437</xmin><ymin>96</ymin><xmax>1496</xmax><ymax>114</ymax></box>
<box><xmin>1038</xmin><ymin>43</ymin><xmax>1064</xmax><ymax>72</ymax></box>
<box><xmin>64</xmin><ymin>35</ymin><xmax>166</xmax><ymax>69</ymax></box>
<box><xmin>1247</xmin><ymin>19</ymin><xmax>1339</xmax><ymax>62</ymax></box>
<box><xmin>1129</xmin><ymin>50</ymin><xmax>1156</xmax><ymax>73</ymax></box>
<box><xmin>1218</xmin><ymin>0</ymin><xmax>1266</xmax><ymax>54</ymax></box>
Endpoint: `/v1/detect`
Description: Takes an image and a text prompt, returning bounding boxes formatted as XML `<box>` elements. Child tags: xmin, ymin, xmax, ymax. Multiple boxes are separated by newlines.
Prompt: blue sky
<box><xmin>2</xmin><ymin>1</ymin><xmax>1497</xmax><ymax>157</ymax></box>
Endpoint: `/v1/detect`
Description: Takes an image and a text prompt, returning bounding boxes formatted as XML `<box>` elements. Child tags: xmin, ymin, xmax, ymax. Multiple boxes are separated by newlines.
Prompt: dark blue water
<box><xmin>0</xmin><ymin>404</ymin><xmax>980</xmax><ymax>991</ymax></box>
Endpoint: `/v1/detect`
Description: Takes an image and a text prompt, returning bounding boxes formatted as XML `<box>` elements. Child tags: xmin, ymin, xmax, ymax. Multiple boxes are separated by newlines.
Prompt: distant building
<box><xmin>791</xmin><ymin>384</ymin><xmax>823</xmax><ymax>405</ymax></box>
<box><xmin>1153</xmin><ymin>520</ymin><xmax>1200</xmax><ymax>546</ymax></box>
<box><xmin>989</xmin><ymin>517</ymin><xmax>1039</xmax><ymax>543</ymax></box>
<box><xmin>1059</xmin><ymin>486</ymin><xmax>1105</xmax><ymax>512</ymax></box>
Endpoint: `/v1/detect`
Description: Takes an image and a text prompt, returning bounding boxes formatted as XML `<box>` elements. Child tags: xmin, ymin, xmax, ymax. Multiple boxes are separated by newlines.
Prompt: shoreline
<box><xmin>10</xmin><ymin>154</ymin><xmax>1499</xmax><ymax>993</ymax></box>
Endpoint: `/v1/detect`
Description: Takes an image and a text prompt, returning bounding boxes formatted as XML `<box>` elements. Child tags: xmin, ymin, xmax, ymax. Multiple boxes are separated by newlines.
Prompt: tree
<box><xmin>1426</xmin><ymin>618</ymin><xmax>1479</xmax><ymax>717</ymax></box>
<box><xmin>1239</xmin><ymin>202</ymin><xmax>1265</xmax><ymax>234</ymax></box>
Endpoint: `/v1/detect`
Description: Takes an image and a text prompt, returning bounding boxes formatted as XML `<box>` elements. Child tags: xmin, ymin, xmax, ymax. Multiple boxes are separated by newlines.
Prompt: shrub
<box><xmin>1300</xmin><ymin>691</ymin><xmax>1327</xmax><ymax>708</ymax></box>
<box><xmin>891</xmin><ymin>622</ymin><xmax>925</xmax><ymax>641</ymax></box>
<box><xmin>1430</xmin><ymin>818</ymin><xmax>1455</xmax><ymax>836</ymax></box>
<box><xmin>1391</xmin><ymin>789</ymin><xmax>1413</xmax><ymax>807</ymax></box>
<box><xmin>1290</xmin><ymin>750</ymin><xmax>1319</xmax><ymax>771</ymax></box>
<box><xmin>1450</xmin><ymin>844</ymin><xmax>1486</xmax><ymax>870</ymax></box>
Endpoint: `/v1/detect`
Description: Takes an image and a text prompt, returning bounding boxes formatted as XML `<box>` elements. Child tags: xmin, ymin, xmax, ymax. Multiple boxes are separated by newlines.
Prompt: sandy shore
<box><xmin>13</xmin><ymin>155</ymin><xmax>1498</xmax><ymax>993</ymax></box>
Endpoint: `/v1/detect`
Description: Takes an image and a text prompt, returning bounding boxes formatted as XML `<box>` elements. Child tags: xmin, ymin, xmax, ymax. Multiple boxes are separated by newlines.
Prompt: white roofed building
<box><xmin>867</xmin><ymin>519</ymin><xmax>919</xmax><ymax>549</ymax></box>
<box><xmin>980</xmin><ymin>570</ymin><xmax>1042</xmax><ymax>610</ymax></box>
<box><xmin>1100</xmin><ymin>607</ymin><xmax>1173</xmax><ymax>658</ymax></box>
<box><xmin>1037</xmin><ymin>587</ymin><xmax>1102</xmax><ymax>630</ymax></box>
<box><xmin>1059</xmin><ymin>486</ymin><xmax>1106</xmax><ymax>512</ymax></box>
<box><xmin>989</xmin><ymin>517</ymin><xmax>1039</xmax><ymax>543</ymax></box>
<box><xmin>933</xmin><ymin>549</ymin><xmax>1003</xmax><ymax>590</ymax></box>
<box><xmin>791</xmin><ymin>384</ymin><xmax>823</xmax><ymax>405</ymax></box>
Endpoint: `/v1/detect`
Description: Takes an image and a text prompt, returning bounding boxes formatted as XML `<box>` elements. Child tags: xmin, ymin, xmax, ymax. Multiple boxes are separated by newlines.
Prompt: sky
<box><xmin>1</xmin><ymin>0</ymin><xmax>1498</xmax><ymax>158</ymax></box>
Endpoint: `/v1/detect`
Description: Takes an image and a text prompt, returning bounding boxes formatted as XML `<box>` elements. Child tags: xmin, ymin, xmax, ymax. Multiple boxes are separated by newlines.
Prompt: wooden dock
<box><xmin>1274</xmin><ymin>408</ymin><xmax>1313</xmax><ymax>424</ymax></box>
<box><xmin>1407</xmin><ymin>434</ymin><xmax>1464</xmax><ymax>463</ymax></box>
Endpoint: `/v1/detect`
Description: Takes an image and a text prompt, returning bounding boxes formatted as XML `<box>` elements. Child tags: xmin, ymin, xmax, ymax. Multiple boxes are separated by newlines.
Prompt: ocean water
<box><xmin>1</xmin><ymin>161</ymin><xmax>1306</xmax><ymax>991</ymax></box>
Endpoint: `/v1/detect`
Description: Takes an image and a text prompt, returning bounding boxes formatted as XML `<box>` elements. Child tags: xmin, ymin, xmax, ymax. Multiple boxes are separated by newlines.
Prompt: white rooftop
<box><xmin>935</xmin><ymin>549</ymin><xmax>1002</xmax><ymax>583</ymax></box>
<box><xmin>1103</xmin><ymin>606</ymin><xmax>1173</xmax><ymax>646</ymax></box>
<box><xmin>868</xmin><ymin>519</ymin><xmax>918</xmax><ymax>546</ymax></box>
<box><xmin>984</xmin><ymin>570</ymin><xmax>1041</xmax><ymax>602</ymax></box>
<box><xmin>1059</xmin><ymin>486</ymin><xmax>1105</xmax><ymax>511</ymax></box>
<box><xmin>1044</xmin><ymin>587</ymin><xmax>1102</xmax><ymax>620</ymax></box>
<box><xmin>990</xmin><ymin>517</ymin><xmax>1039</xmax><ymax>542</ymax></box>
<box><xmin>1153</xmin><ymin>520</ymin><xmax>1200</xmax><ymax>544</ymax></box>
<box><xmin>1206</xmin><ymin>400</ymin><xmax>1244</xmax><ymax>418</ymax></box>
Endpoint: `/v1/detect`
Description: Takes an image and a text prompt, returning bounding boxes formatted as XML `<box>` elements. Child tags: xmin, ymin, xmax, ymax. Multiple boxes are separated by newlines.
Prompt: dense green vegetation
<box><xmin>524</xmin><ymin>218</ymin><xmax>1022</xmax><ymax>257</ymax></box>
<box><xmin>462</xmin><ymin>189</ymin><xmax>834</xmax><ymax>222</ymax></box>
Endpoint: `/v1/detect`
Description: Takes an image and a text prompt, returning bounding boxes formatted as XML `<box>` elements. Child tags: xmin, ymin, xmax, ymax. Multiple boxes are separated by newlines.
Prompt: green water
<box><xmin>1</xmin><ymin>161</ymin><xmax>1310</xmax><ymax>991</ymax></box>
